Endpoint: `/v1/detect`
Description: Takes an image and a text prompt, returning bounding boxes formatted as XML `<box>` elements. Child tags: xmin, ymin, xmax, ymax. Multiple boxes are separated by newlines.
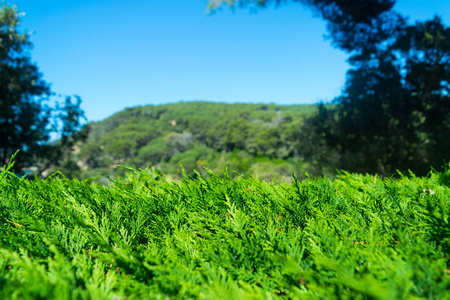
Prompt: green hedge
<box><xmin>1</xmin><ymin>159</ymin><xmax>450</xmax><ymax>299</ymax></box>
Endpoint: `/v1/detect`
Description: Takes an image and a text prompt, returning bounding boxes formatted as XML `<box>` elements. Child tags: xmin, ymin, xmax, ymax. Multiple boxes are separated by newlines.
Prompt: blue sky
<box><xmin>10</xmin><ymin>0</ymin><xmax>450</xmax><ymax>122</ymax></box>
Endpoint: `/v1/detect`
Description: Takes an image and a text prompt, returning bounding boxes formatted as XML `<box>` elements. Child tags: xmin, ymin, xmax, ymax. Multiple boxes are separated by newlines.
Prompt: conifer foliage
<box><xmin>1</xmin><ymin>155</ymin><xmax>450</xmax><ymax>298</ymax></box>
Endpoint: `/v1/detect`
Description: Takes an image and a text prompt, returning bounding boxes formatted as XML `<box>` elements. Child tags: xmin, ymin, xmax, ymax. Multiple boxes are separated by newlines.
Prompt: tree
<box><xmin>0</xmin><ymin>5</ymin><xmax>51</xmax><ymax>167</ymax></box>
<box><xmin>0</xmin><ymin>4</ymin><xmax>86</xmax><ymax>174</ymax></box>
<box><xmin>33</xmin><ymin>95</ymin><xmax>88</xmax><ymax>176</ymax></box>
<box><xmin>391</xmin><ymin>17</ymin><xmax>450</xmax><ymax>171</ymax></box>
<box><xmin>313</xmin><ymin>16</ymin><xmax>449</xmax><ymax>175</ymax></box>
<box><xmin>211</xmin><ymin>0</ymin><xmax>449</xmax><ymax>175</ymax></box>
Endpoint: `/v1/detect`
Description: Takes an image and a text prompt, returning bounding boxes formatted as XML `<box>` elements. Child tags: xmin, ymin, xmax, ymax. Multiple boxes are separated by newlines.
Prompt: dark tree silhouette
<box><xmin>0</xmin><ymin>5</ymin><xmax>51</xmax><ymax>167</ymax></box>
<box><xmin>211</xmin><ymin>0</ymin><xmax>449</xmax><ymax>175</ymax></box>
<box><xmin>310</xmin><ymin>16</ymin><xmax>449</xmax><ymax>175</ymax></box>
<box><xmin>0</xmin><ymin>4</ymin><xmax>86</xmax><ymax>174</ymax></box>
<box><xmin>208</xmin><ymin>0</ymin><xmax>403</xmax><ymax>52</ymax></box>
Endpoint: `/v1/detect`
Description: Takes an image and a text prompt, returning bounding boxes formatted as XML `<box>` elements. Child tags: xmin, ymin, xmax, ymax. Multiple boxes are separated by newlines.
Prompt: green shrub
<box><xmin>1</xmin><ymin>160</ymin><xmax>449</xmax><ymax>299</ymax></box>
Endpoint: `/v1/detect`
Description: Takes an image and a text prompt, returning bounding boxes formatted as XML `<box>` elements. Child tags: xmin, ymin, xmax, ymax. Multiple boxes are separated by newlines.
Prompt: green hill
<box><xmin>60</xmin><ymin>101</ymin><xmax>322</xmax><ymax>181</ymax></box>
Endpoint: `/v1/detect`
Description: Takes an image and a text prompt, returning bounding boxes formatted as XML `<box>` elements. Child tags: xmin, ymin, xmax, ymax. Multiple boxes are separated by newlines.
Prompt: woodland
<box><xmin>1</xmin><ymin>0</ymin><xmax>449</xmax><ymax>181</ymax></box>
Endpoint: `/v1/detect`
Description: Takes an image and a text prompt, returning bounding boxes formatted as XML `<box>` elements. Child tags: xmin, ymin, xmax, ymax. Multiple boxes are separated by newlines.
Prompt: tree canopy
<box><xmin>303</xmin><ymin>15</ymin><xmax>450</xmax><ymax>175</ymax></box>
<box><xmin>209</xmin><ymin>0</ymin><xmax>450</xmax><ymax>176</ymax></box>
<box><xmin>0</xmin><ymin>5</ymin><xmax>51</xmax><ymax>167</ymax></box>
<box><xmin>208</xmin><ymin>0</ymin><xmax>403</xmax><ymax>53</ymax></box>
<box><xmin>0</xmin><ymin>4</ymin><xmax>85</xmax><ymax>174</ymax></box>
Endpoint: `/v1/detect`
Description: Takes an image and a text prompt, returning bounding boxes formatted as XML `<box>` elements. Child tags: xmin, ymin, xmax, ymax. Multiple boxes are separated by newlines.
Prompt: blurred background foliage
<box><xmin>1</xmin><ymin>0</ymin><xmax>449</xmax><ymax>181</ymax></box>
<box><xmin>61</xmin><ymin>102</ymin><xmax>320</xmax><ymax>182</ymax></box>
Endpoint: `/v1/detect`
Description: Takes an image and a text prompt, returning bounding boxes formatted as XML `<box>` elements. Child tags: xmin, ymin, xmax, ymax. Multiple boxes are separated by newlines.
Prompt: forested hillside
<box><xmin>60</xmin><ymin>102</ymin><xmax>321</xmax><ymax>181</ymax></box>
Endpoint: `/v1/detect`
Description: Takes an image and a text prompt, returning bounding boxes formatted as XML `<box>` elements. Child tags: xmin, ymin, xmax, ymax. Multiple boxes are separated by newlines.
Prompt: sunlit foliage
<box><xmin>1</xmin><ymin>156</ymin><xmax>450</xmax><ymax>298</ymax></box>
<box><xmin>64</xmin><ymin>102</ymin><xmax>321</xmax><ymax>181</ymax></box>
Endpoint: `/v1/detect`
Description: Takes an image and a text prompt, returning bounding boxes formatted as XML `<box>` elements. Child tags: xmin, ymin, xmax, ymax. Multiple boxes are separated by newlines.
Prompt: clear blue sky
<box><xmin>10</xmin><ymin>0</ymin><xmax>449</xmax><ymax>122</ymax></box>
